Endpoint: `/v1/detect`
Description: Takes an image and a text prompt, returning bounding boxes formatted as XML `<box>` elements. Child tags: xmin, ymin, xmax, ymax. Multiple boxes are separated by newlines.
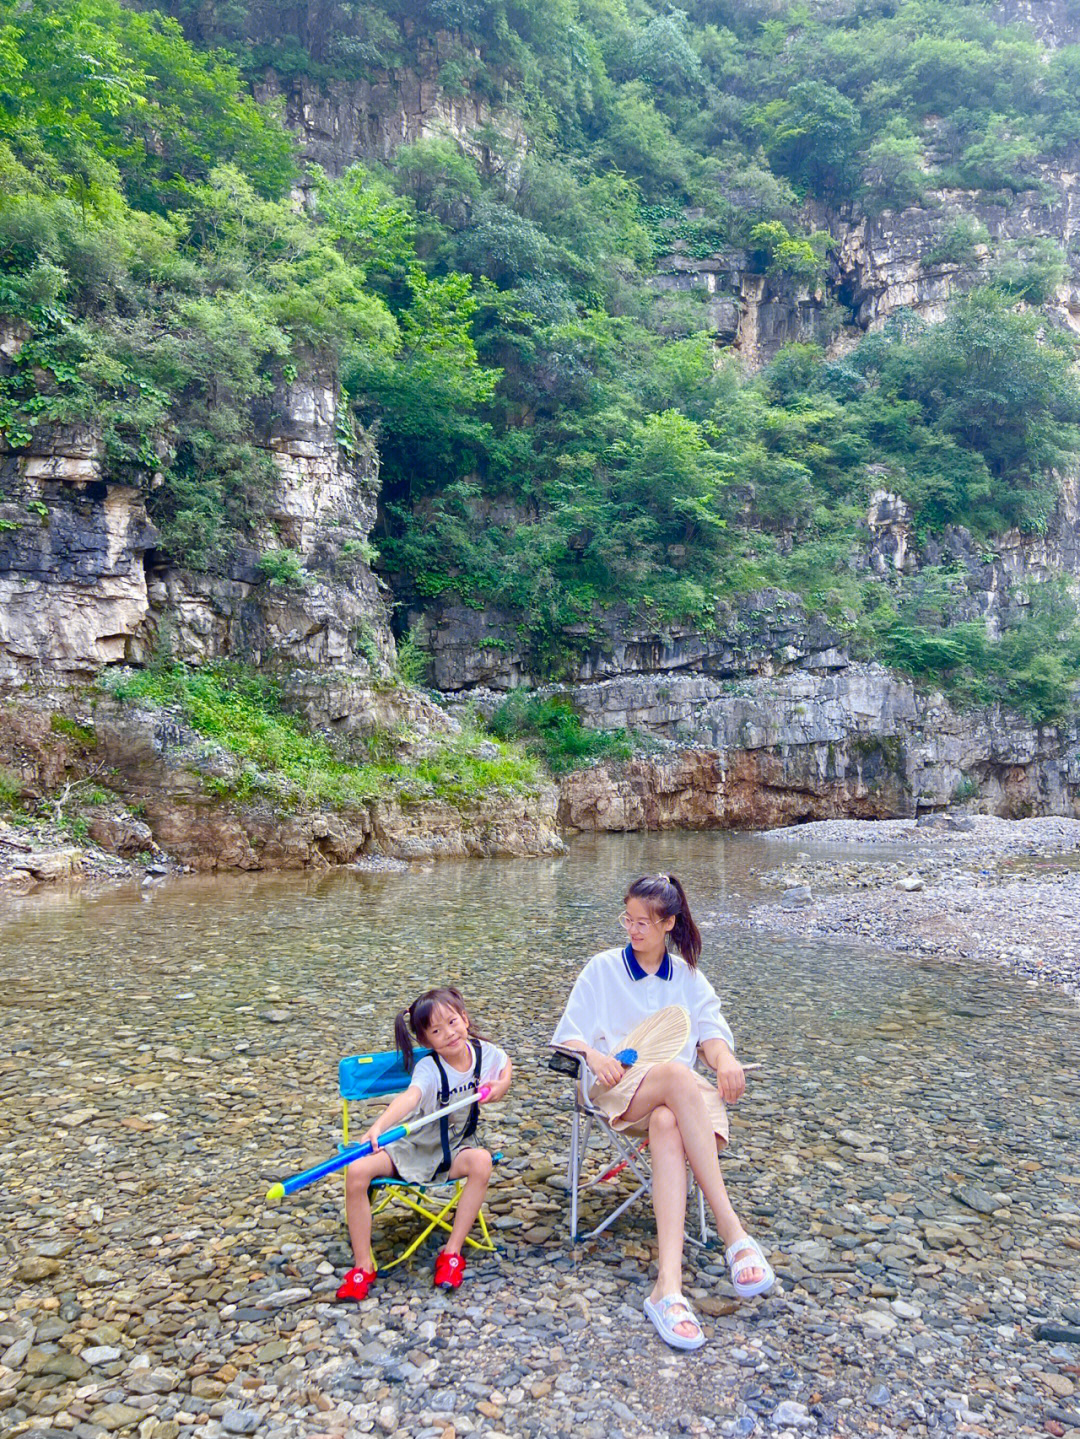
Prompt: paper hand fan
<box><xmin>616</xmin><ymin>1005</ymin><xmax>692</xmax><ymax>1068</ymax></box>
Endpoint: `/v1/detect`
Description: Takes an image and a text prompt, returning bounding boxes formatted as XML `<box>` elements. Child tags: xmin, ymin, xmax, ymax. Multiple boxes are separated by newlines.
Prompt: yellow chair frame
<box><xmin>340</xmin><ymin>1052</ymin><xmax>497</xmax><ymax>1270</ymax></box>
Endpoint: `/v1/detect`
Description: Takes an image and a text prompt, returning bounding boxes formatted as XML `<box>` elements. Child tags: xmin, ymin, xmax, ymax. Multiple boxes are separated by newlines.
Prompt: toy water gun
<box><xmin>265</xmin><ymin>1084</ymin><xmax>492</xmax><ymax>1202</ymax></box>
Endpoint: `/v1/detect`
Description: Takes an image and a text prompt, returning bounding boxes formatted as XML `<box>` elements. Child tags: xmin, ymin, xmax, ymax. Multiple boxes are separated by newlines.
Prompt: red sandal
<box><xmin>433</xmin><ymin>1251</ymin><xmax>466</xmax><ymax>1289</ymax></box>
<box><xmin>336</xmin><ymin>1266</ymin><xmax>376</xmax><ymax>1302</ymax></box>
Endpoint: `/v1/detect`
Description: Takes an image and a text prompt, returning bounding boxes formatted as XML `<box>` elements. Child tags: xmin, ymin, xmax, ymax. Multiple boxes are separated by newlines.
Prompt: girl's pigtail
<box><xmin>394</xmin><ymin>1009</ymin><xmax>415</xmax><ymax>1073</ymax></box>
<box><xmin>668</xmin><ymin>874</ymin><xmax>702</xmax><ymax>968</ymax></box>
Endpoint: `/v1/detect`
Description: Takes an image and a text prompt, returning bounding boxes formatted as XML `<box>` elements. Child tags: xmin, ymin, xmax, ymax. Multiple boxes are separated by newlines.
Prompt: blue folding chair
<box><xmin>339</xmin><ymin>1051</ymin><xmax>497</xmax><ymax>1269</ymax></box>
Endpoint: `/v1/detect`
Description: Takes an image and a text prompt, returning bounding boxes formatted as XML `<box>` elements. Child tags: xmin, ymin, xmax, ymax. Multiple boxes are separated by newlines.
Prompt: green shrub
<box><xmin>993</xmin><ymin>239</ymin><xmax>1068</xmax><ymax>304</ymax></box>
<box><xmin>488</xmin><ymin>692</ymin><xmax>634</xmax><ymax>774</ymax></box>
<box><xmin>100</xmin><ymin>662</ymin><xmax>541</xmax><ymax>807</ymax></box>
<box><xmin>0</xmin><ymin>766</ymin><xmax>22</xmax><ymax>808</ymax></box>
<box><xmin>923</xmin><ymin>218</ymin><xmax>989</xmax><ymax>267</ymax></box>
<box><xmin>49</xmin><ymin>714</ymin><xmax>97</xmax><ymax>746</ymax></box>
<box><xmin>257</xmin><ymin>549</ymin><xmax>307</xmax><ymax>590</ymax></box>
<box><xmin>394</xmin><ymin>627</ymin><xmax>431</xmax><ymax>687</ymax></box>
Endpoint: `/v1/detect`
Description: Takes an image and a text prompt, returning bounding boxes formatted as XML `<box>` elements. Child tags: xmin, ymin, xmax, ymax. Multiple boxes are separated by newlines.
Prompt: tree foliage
<box><xmin>4</xmin><ymin>0</ymin><xmax>1080</xmax><ymax>715</ymax></box>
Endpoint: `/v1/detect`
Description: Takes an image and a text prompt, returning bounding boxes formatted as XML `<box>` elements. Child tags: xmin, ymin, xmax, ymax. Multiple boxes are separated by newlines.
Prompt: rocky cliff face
<box><xmin>865</xmin><ymin>477</ymin><xmax>1080</xmax><ymax>634</ymax></box>
<box><xmin>149</xmin><ymin>362</ymin><xmax>394</xmax><ymax>677</ymax></box>
<box><xmin>414</xmin><ymin>467</ymin><xmax>1080</xmax><ymax>694</ymax></box>
<box><xmin>652</xmin><ymin>159</ymin><xmax>1080</xmax><ymax>366</ymax></box>
<box><xmin>0</xmin><ymin>424</ymin><xmax>158</xmax><ymax>683</ymax></box>
<box><xmin>252</xmin><ymin>43</ymin><xmax>524</xmax><ymax>177</ymax></box>
<box><xmin>830</xmin><ymin>171</ymin><xmax>1080</xmax><ymax>337</ymax></box>
<box><xmin>414</xmin><ymin>588</ymin><xmax>846</xmax><ymax>692</ymax></box>
<box><xmin>5</xmin><ymin>9</ymin><xmax>1080</xmax><ymax>860</ymax></box>
<box><xmin>0</xmin><ymin>330</ymin><xmax>392</xmax><ymax>684</ymax></box>
<box><xmin>995</xmin><ymin>0</ymin><xmax>1080</xmax><ymax>47</ymax></box>
<box><xmin>554</xmin><ymin>665</ymin><xmax>1080</xmax><ymax>829</ymax></box>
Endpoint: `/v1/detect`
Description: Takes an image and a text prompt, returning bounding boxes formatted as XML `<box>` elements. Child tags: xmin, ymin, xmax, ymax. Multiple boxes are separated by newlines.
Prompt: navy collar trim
<box><xmin>622</xmin><ymin>943</ymin><xmax>672</xmax><ymax>982</ymax></box>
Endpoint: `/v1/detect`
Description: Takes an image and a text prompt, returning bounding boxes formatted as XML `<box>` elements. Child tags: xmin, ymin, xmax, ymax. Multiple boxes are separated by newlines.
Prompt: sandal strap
<box><xmin>726</xmin><ymin>1235</ymin><xmax>766</xmax><ymax>1275</ymax></box>
<box><xmin>654</xmin><ymin>1293</ymin><xmax>701</xmax><ymax>1331</ymax></box>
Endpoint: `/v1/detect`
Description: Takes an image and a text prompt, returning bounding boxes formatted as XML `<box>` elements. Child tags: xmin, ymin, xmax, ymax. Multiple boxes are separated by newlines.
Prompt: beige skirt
<box><xmin>587</xmin><ymin>1005</ymin><xmax>730</xmax><ymax>1145</ymax></box>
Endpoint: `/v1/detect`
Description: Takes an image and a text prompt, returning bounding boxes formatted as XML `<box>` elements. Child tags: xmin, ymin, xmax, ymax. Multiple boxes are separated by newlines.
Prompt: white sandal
<box><xmin>643</xmin><ymin>1292</ymin><xmax>706</xmax><ymax>1351</ymax></box>
<box><xmin>725</xmin><ymin>1234</ymin><xmax>775</xmax><ymax>1298</ymax></box>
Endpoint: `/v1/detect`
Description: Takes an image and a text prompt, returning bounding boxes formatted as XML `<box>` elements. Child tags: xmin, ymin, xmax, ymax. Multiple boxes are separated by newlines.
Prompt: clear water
<box><xmin>2</xmin><ymin>830</ymin><xmax>1078</xmax><ymax>1282</ymax></box>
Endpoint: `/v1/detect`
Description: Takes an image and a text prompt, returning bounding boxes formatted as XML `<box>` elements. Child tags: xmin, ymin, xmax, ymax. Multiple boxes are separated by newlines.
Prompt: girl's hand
<box><xmin>362</xmin><ymin>1126</ymin><xmax>382</xmax><ymax>1153</ymax></box>
<box><xmin>587</xmin><ymin>1048</ymin><xmax>627</xmax><ymax>1088</ymax></box>
<box><xmin>715</xmin><ymin>1051</ymin><xmax>746</xmax><ymax>1105</ymax></box>
<box><xmin>483</xmin><ymin>1060</ymin><xmax>513</xmax><ymax>1103</ymax></box>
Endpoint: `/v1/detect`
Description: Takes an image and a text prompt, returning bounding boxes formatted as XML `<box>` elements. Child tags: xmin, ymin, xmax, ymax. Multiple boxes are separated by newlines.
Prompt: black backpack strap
<box><xmin>460</xmin><ymin>1039</ymin><xmax>483</xmax><ymax>1143</ymax></box>
<box><xmin>432</xmin><ymin>1053</ymin><xmax>452</xmax><ymax>1176</ymax></box>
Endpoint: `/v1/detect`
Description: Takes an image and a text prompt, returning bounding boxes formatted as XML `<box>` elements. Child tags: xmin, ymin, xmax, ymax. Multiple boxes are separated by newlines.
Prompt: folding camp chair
<box><xmin>548</xmin><ymin>1047</ymin><xmax>710</xmax><ymax>1245</ymax></box>
<box><xmin>338</xmin><ymin>1051</ymin><xmax>497</xmax><ymax>1269</ymax></box>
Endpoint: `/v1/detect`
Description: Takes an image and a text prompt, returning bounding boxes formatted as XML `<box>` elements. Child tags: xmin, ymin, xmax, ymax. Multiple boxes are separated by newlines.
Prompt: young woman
<box><xmin>551</xmin><ymin>873</ymin><xmax>773</xmax><ymax>1350</ymax></box>
<box><xmin>337</xmin><ymin>986</ymin><xmax>512</xmax><ymax>1301</ymax></box>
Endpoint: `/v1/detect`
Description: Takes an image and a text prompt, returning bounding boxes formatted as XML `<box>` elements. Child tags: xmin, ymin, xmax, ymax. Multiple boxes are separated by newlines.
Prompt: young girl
<box><xmin>337</xmin><ymin>987</ymin><xmax>512</xmax><ymax>1301</ymax></box>
<box><xmin>551</xmin><ymin>873</ymin><xmax>773</xmax><ymax>1351</ymax></box>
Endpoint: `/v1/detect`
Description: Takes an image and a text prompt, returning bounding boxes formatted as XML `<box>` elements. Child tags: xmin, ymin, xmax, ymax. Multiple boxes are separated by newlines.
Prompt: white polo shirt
<box><xmin>551</xmin><ymin>945</ymin><xmax>735</xmax><ymax>1067</ymax></box>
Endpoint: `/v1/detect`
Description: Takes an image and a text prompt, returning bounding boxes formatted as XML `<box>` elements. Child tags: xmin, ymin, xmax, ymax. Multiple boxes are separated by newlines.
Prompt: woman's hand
<box><xmin>715</xmin><ymin>1049</ymin><xmax>746</xmax><ymax>1104</ymax></box>
<box><xmin>586</xmin><ymin>1047</ymin><xmax>627</xmax><ymax>1088</ymax></box>
<box><xmin>361</xmin><ymin>1125</ymin><xmax>382</xmax><ymax>1153</ymax></box>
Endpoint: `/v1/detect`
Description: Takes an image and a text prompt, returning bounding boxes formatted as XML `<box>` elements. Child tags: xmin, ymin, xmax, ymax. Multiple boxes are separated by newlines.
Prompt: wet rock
<box><xmin>23</xmin><ymin>848</ymin><xmax>84</xmax><ymax>881</ymax></box>
<box><xmin>772</xmin><ymin>1399</ymin><xmax>811</xmax><ymax>1427</ymax></box>
<box><xmin>780</xmin><ymin>885</ymin><xmax>813</xmax><ymax>908</ymax></box>
<box><xmin>954</xmin><ymin>1184</ymin><xmax>997</xmax><ymax>1215</ymax></box>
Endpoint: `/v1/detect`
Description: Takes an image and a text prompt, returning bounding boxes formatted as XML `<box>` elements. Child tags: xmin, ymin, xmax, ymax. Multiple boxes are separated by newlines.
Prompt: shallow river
<box><xmin>2</xmin><ymin>831</ymin><xmax>1079</xmax><ymax>1438</ymax></box>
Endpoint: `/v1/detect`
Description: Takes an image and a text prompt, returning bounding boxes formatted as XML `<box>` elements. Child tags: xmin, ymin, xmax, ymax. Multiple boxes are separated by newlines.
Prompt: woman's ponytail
<box><xmin>666</xmin><ymin>875</ymin><xmax>702</xmax><ymax>968</ymax></box>
<box><xmin>624</xmin><ymin>871</ymin><xmax>702</xmax><ymax>968</ymax></box>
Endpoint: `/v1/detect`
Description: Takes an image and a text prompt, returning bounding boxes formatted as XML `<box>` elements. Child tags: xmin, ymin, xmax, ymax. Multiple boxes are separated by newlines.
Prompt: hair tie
<box><xmin>657</xmin><ymin>873</ymin><xmax>670</xmax><ymax>885</ymax></box>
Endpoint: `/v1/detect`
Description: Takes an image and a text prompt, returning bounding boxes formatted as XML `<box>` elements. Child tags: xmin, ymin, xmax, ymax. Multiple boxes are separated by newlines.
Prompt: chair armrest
<box><xmin>548</xmin><ymin>1046</ymin><xmax>587</xmax><ymax>1078</ymax></box>
<box><xmin>548</xmin><ymin>1045</ymin><xmax>602</xmax><ymax>1111</ymax></box>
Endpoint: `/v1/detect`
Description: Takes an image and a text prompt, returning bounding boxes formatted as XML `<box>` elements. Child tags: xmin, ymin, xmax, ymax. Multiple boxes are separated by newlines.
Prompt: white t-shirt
<box><xmin>411</xmin><ymin>1040</ymin><xmax>509</xmax><ymax>1115</ymax></box>
<box><xmin>551</xmin><ymin>945</ymin><xmax>734</xmax><ymax>1067</ymax></box>
<box><xmin>390</xmin><ymin>1039</ymin><xmax>509</xmax><ymax>1184</ymax></box>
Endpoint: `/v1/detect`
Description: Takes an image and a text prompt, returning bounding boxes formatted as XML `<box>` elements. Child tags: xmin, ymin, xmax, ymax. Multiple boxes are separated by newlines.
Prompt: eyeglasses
<box><xmin>620</xmin><ymin>911</ymin><xmax>659</xmax><ymax>933</ymax></box>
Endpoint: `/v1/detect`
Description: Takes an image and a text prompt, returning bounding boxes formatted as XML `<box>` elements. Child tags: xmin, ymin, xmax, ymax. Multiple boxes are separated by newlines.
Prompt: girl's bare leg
<box><xmin>444</xmin><ymin>1147</ymin><xmax>493</xmax><ymax>1254</ymax></box>
<box><xmin>344</xmin><ymin>1151</ymin><xmax>395</xmax><ymax>1268</ymax></box>
<box><xmin>647</xmin><ymin>1105</ymin><xmax>700</xmax><ymax>1341</ymax></box>
<box><xmin>622</xmin><ymin>1062</ymin><xmax>764</xmax><ymax>1285</ymax></box>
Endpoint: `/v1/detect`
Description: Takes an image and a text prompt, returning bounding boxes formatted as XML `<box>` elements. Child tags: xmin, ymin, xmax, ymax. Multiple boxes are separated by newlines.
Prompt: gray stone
<box><xmin>79</xmin><ymin>1346</ymin><xmax>122</xmax><ymax>1366</ymax></box>
<box><xmin>771</xmin><ymin>1399</ymin><xmax>811</xmax><ymax>1427</ymax></box>
<box><xmin>221</xmin><ymin>1410</ymin><xmax>261</xmax><ymax>1435</ymax></box>
<box><xmin>954</xmin><ymin>1185</ymin><xmax>997</xmax><ymax>1215</ymax></box>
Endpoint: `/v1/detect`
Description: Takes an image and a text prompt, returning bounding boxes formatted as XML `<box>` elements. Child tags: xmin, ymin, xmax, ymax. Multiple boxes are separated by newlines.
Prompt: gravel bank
<box><xmin>748</xmin><ymin>815</ymin><xmax>1080</xmax><ymax>995</ymax></box>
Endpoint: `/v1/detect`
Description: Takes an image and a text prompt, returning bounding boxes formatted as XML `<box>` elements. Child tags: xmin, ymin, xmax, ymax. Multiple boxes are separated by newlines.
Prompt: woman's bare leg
<box><xmin>622</xmin><ymin>1062</ymin><xmax>764</xmax><ymax>1285</ymax></box>
<box><xmin>647</xmin><ymin>1105</ymin><xmax>700</xmax><ymax>1341</ymax></box>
